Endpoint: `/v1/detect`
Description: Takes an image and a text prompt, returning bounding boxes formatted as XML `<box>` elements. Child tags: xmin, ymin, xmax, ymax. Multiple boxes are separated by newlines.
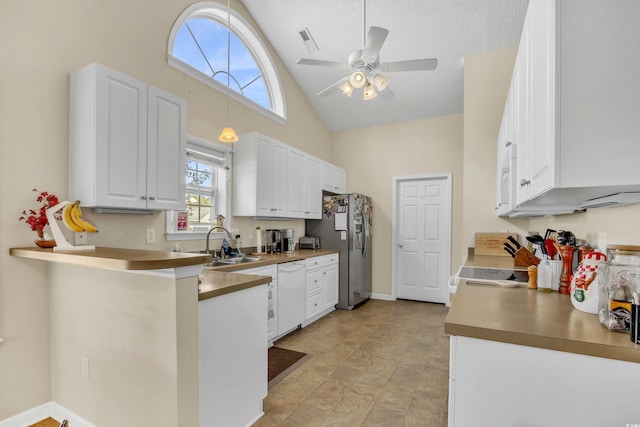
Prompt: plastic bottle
<box><xmin>537</xmin><ymin>257</ymin><xmax>552</xmax><ymax>292</ymax></box>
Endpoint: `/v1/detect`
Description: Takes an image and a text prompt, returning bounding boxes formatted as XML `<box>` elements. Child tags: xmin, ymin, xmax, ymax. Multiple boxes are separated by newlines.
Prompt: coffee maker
<box><xmin>266</xmin><ymin>229</ymin><xmax>281</xmax><ymax>253</ymax></box>
<box><xmin>282</xmin><ymin>229</ymin><xmax>295</xmax><ymax>253</ymax></box>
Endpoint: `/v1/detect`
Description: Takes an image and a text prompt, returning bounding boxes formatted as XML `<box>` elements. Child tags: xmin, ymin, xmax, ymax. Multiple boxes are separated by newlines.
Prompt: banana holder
<box><xmin>46</xmin><ymin>201</ymin><xmax>95</xmax><ymax>251</ymax></box>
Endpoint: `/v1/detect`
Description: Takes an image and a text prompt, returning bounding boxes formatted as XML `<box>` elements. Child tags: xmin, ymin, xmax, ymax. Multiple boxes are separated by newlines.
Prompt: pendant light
<box><xmin>219</xmin><ymin>0</ymin><xmax>238</xmax><ymax>143</ymax></box>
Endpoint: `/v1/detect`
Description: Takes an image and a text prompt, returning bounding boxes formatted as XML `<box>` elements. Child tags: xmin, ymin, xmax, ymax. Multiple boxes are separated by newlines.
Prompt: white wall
<box><xmin>0</xmin><ymin>0</ymin><xmax>330</xmax><ymax>420</ymax></box>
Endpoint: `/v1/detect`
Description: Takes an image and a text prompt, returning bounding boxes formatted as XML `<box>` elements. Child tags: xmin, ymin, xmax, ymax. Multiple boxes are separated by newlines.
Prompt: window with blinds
<box><xmin>166</xmin><ymin>135</ymin><xmax>231</xmax><ymax>240</ymax></box>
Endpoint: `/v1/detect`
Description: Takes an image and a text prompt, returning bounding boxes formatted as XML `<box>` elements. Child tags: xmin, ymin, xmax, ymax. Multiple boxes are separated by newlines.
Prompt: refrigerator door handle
<box><xmin>362</xmin><ymin>212</ymin><xmax>369</xmax><ymax>258</ymax></box>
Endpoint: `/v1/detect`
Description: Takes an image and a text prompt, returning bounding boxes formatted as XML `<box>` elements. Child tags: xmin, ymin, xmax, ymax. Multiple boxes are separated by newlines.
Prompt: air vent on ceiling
<box><xmin>298</xmin><ymin>27</ymin><xmax>319</xmax><ymax>53</ymax></box>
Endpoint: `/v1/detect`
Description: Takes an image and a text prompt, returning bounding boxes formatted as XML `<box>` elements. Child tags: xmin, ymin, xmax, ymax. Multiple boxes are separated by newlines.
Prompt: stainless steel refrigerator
<box><xmin>305</xmin><ymin>193</ymin><xmax>372</xmax><ymax>310</ymax></box>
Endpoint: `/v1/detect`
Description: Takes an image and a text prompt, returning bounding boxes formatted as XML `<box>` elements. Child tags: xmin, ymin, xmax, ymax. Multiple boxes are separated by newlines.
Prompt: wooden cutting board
<box><xmin>475</xmin><ymin>232</ymin><xmax>519</xmax><ymax>257</ymax></box>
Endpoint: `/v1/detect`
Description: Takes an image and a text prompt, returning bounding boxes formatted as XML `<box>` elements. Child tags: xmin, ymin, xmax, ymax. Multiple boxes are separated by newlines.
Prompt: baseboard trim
<box><xmin>0</xmin><ymin>401</ymin><xmax>97</xmax><ymax>427</ymax></box>
<box><xmin>370</xmin><ymin>293</ymin><xmax>395</xmax><ymax>301</ymax></box>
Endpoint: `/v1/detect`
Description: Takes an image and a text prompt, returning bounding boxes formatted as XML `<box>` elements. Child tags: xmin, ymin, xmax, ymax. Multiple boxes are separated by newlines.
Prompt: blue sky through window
<box><xmin>173</xmin><ymin>18</ymin><xmax>270</xmax><ymax>110</ymax></box>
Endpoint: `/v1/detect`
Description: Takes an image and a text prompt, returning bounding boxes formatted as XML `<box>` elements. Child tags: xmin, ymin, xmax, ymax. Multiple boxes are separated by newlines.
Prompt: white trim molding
<box><xmin>0</xmin><ymin>401</ymin><xmax>97</xmax><ymax>427</ymax></box>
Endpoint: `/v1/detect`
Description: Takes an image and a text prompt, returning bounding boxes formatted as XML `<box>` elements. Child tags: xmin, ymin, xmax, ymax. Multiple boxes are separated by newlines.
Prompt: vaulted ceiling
<box><xmin>241</xmin><ymin>0</ymin><xmax>528</xmax><ymax>131</ymax></box>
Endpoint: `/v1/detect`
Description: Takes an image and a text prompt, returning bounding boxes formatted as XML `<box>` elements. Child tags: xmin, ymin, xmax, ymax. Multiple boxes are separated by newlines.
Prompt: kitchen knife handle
<box><xmin>507</xmin><ymin>235</ymin><xmax>521</xmax><ymax>249</ymax></box>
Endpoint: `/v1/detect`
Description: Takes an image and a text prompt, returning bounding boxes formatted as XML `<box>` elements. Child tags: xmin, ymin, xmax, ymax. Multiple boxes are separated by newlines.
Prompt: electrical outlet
<box><xmin>74</xmin><ymin>231</ymin><xmax>88</xmax><ymax>245</ymax></box>
<box><xmin>146</xmin><ymin>228</ymin><xmax>156</xmax><ymax>244</ymax></box>
<box><xmin>81</xmin><ymin>356</ymin><xmax>90</xmax><ymax>379</ymax></box>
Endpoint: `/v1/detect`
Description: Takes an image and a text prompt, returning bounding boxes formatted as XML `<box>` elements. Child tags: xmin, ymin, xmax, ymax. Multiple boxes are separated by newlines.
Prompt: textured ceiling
<box><xmin>241</xmin><ymin>0</ymin><xmax>529</xmax><ymax>132</ymax></box>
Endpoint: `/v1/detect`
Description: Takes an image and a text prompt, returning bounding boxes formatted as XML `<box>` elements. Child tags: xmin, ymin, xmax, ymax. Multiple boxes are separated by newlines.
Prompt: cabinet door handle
<box><xmin>141</xmin><ymin>195</ymin><xmax>147</xmax><ymax>200</ymax></box>
<box><xmin>505</xmin><ymin>141</ymin><xmax>512</xmax><ymax>147</ymax></box>
<box><xmin>149</xmin><ymin>196</ymin><xmax>155</xmax><ymax>200</ymax></box>
<box><xmin>519</xmin><ymin>179</ymin><xmax>531</xmax><ymax>187</ymax></box>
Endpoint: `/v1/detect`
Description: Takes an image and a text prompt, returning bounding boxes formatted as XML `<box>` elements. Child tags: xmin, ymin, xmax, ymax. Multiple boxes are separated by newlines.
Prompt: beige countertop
<box><xmin>10</xmin><ymin>246</ymin><xmax>339</xmax><ymax>301</ymax></box>
<box><xmin>445</xmin><ymin>252</ymin><xmax>640</xmax><ymax>364</ymax></box>
<box><xmin>9</xmin><ymin>246</ymin><xmax>211</xmax><ymax>270</ymax></box>
<box><xmin>197</xmin><ymin>249</ymin><xmax>339</xmax><ymax>300</ymax></box>
<box><xmin>203</xmin><ymin>248</ymin><xmax>339</xmax><ymax>272</ymax></box>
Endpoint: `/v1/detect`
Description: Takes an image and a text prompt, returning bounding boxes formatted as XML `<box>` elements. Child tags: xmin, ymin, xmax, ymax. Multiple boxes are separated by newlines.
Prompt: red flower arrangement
<box><xmin>18</xmin><ymin>189</ymin><xmax>61</xmax><ymax>238</ymax></box>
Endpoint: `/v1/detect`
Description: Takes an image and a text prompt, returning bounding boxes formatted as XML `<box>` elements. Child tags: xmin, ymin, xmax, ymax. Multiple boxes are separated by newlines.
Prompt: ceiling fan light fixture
<box><xmin>362</xmin><ymin>82</ymin><xmax>377</xmax><ymax>100</ymax></box>
<box><xmin>350</xmin><ymin>71</ymin><xmax>366</xmax><ymax>88</ymax></box>
<box><xmin>340</xmin><ymin>81</ymin><xmax>354</xmax><ymax>97</ymax></box>
<box><xmin>372</xmin><ymin>74</ymin><xmax>390</xmax><ymax>91</ymax></box>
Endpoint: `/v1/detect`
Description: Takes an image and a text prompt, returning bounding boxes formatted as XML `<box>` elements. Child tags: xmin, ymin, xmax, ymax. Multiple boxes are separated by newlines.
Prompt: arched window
<box><xmin>168</xmin><ymin>1</ymin><xmax>286</xmax><ymax>123</ymax></box>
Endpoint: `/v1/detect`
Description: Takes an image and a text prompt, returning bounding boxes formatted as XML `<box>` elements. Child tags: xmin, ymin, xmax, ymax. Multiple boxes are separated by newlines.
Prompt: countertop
<box><xmin>9</xmin><ymin>246</ymin><xmax>211</xmax><ymax>270</ymax></box>
<box><xmin>203</xmin><ymin>248</ymin><xmax>339</xmax><ymax>272</ymax></box>
<box><xmin>197</xmin><ymin>249</ymin><xmax>339</xmax><ymax>300</ymax></box>
<box><xmin>10</xmin><ymin>246</ymin><xmax>339</xmax><ymax>301</ymax></box>
<box><xmin>445</xmin><ymin>251</ymin><xmax>640</xmax><ymax>364</ymax></box>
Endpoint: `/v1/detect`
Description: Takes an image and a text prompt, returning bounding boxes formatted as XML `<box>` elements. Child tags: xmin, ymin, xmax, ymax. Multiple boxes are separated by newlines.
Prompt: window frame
<box><xmin>168</xmin><ymin>1</ymin><xmax>287</xmax><ymax>125</ymax></box>
<box><xmin>165</xmin><ymin>133</ymin><xmax>232</xmax><ymax>241</ymax></box>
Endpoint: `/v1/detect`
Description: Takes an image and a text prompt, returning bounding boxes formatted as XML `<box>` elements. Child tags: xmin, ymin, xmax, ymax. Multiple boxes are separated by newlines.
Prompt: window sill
<box><xmin>165</xmin><ymin>231</ymin><xmax>228</xmax><ymax>241</ymax></box>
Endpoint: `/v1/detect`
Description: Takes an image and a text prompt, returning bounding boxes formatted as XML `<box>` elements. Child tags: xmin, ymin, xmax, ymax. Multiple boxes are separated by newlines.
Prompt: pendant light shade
<box><xmin>219</xmin><ymin>0</ymin><xmax>237</xmax><ymax>143</ymax></box>
<box><xmin>219</xmin><ymin>127</ymin><xmax>239</xmax><ymax>142</ymax></box>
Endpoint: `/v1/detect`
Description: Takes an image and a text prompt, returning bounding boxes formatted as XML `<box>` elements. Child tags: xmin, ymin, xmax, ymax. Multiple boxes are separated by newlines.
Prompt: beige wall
<box><xmin>0</xmin><ymin>0</ymin><xmax>329</xmax><ymax>419</ymax></box>
<box><xmin>462</xmin><ymin>46</ymin><xmax>640</xmax><ymax>259</ymax></box>
<box><xmin>330</xmin><ymin>115</ymin><xmax>464</xmax><ymax>296</ymax></box>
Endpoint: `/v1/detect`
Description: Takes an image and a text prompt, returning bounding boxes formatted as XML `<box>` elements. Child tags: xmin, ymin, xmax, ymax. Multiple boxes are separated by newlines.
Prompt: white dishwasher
<box><xmin>277</xmin><ymin>261</ymin><xmax>306</xmax><ymax>337</ymax></box>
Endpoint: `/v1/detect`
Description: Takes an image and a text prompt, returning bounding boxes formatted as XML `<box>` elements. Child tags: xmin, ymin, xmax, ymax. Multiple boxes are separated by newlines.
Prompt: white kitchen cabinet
<box><xmin>235</xmin><ymin>264</ymin><xmax>278</xmax><ymax>344</ymax></box>
<box><xmin>321</xmin><ymin>162</ymin><xmax>347</xmax><ymax>194</ymax></box>
<box><xmin>303</xmin><ymin>254</ymin><xmax>339</xmax><ymax>324</ymax></box>
<box><xmin>304</xmin><ymin>156</ymin><xmax>323</xmax><ymax>219</ymax></box>
<box><xmin>507</xmin><ymin>0</ymin><xmax>640</xmax><ymax>212</ymax></box>
<box><xmin>449</xmin><ymin>335</ymin><xmax>640</xmax><ymax>426</ymax></box>
<box><xmin>69</xmin><ymin>63</ymin><xmax>186</xmax><ymax>211</ymax></box>
<box><xmin>234</xmin><ymin>132</ymin><xmax>335</xmax><ymax>219</ymax></box>
<box><xmin>286</xmin><ymin>147</ymin><xmax>307</xmax><ymax>218</ymax></box>
<box><xmin>199</xmin><ymin>284</ymin><xmax>267</xmax><ymax>427</ymax></box>
<box><xmin>233</xmin><ymin>132</ymin><xmax>287</xmax><ymax>217</ymax></box>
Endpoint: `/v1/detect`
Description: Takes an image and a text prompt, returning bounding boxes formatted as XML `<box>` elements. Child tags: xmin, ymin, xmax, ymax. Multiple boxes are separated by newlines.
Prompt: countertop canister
<box><xmin>598</xmin><ymin>245</ymin><xmax>640</xmax><ymax>331</ymax></box>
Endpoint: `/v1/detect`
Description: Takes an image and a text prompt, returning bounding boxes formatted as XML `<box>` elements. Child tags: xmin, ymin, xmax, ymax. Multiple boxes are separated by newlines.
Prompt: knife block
<box><xmin>514</xmin><ymin>247</ymin><xmax>540</xmax><ymax>267</ymax></box>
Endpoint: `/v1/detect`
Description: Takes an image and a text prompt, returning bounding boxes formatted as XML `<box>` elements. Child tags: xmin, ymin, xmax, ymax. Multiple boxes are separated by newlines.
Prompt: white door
<box><xmin>394</xmin><ymin>174</ymin><xmax>451</xmax><ymax>303</ymax></box>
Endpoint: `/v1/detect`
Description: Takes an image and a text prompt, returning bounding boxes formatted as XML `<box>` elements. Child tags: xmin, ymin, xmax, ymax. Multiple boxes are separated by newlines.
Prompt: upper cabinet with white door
<box><xmin>69</xmin><ymin>63</ymin><xmax>186</xmax><ymax>212</ymax></box>
<box><xmin>322</xmin><ymin>162</ymin><xmax>347</xmax><ymax>194</ymax></box>
<box><xmin>233</xmin><ymin>132</ymin><xmax>341</xmax><ymax>219</ymax></box>
<box><xmin>233</xmin><ymin>132</ymin><xmax>287</xmax><ymax>217</ymax></box>
<box><xmin>500</xmin><ymin>0</ymin><xmax>640</xmax><ymax>215</ymax></box>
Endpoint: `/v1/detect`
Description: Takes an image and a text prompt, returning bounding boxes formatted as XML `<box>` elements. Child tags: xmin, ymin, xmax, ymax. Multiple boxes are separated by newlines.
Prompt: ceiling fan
<box><xmin>296</xmin><ymin>1</ymin><xmax>438</xmax><ymax>101</ymax></box>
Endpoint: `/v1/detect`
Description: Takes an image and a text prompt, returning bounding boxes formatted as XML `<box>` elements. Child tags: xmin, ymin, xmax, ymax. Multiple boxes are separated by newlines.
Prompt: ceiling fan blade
<box><xmin>379</xmin><ymin>58</ymin><xmax>438</xmax><ymax>72</ymax></box>
<box><xmin>378</xmin><ymin>87</ymin><xmax>394</xmax><ymax>101</ymax></box>
<box><xmin>362</xmin><ymin>26</ymin><xmax>389</xmax><ymax>62</ymax></box>
<box><xmin>317</xmin><ymin>76</ymin><xmax>350</xmax><ymax>97</ymax></box>
<box><xmin>296</xmin><ymin>58</ymin><xmax>351</xmax><ymax>70</ymax></box>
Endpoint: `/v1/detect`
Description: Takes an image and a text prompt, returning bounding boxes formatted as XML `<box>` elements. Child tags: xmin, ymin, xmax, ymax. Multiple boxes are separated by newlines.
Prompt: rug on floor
<box><xmin>268</xmin><ymin>346</ymin><xmax>311</xmax><ymax>388</ymax></box>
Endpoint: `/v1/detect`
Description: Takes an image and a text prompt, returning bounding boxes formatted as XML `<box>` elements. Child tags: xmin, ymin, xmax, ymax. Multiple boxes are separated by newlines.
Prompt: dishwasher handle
<box><xmin>278</xmin><ymin>262</ymin><xmax>305</xmax><ymax>273</ymax></box>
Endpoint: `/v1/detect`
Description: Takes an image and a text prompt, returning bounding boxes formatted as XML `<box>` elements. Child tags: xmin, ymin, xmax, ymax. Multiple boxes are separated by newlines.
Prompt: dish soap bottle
<box><xmin>537</xmin><ymin>257</ymin><xmax>552</xmax><ymax>292</ymax></box>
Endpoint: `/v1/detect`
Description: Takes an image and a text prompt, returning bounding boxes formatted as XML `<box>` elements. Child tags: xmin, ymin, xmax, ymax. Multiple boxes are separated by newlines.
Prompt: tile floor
<box><xmin>254</xmin><ymin>299</ymin><xmax>450</xmax><ymax>427</ymax></box>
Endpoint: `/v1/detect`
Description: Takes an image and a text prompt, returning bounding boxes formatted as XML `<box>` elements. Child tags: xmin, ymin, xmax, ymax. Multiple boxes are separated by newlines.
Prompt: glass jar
<box><xmin>598</xmin><ymin>245</ymin><xmax>640</xmax><ymax>331</ymax></box>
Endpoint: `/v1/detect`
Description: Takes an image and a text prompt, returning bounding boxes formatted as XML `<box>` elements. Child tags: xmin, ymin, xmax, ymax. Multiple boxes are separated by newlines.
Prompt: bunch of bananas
<box><xmin>61</xmin><ymin>201</ymin><xmax>98</xmax><ymax>233</ymax></box>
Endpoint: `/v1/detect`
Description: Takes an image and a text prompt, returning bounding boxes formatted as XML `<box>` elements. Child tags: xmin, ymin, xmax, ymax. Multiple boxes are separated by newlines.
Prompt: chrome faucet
<box><xmin>205</xmin><ymin>226</ymin><xmax>233</xmax><ymax>256</ymax></box>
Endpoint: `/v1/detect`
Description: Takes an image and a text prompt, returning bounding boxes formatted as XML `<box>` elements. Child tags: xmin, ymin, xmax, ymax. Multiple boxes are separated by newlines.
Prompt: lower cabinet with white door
<box><xmin>303</xmin><ymin>254</ymin><xmax>339</xmax><ymax>326</ymax></box>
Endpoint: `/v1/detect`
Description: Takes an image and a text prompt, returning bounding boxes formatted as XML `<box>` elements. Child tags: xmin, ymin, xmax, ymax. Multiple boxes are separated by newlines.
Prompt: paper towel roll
<box><xmin>256</xmin><ymin>227</ymin><xmax>263</xmax><ymax>253</ymax></box>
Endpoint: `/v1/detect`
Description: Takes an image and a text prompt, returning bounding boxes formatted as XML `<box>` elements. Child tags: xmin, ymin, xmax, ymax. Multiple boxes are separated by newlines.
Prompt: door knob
<box><xmin>399</xmin><ymin>243</ymin><xmax>403</xmax><ymax>248</ymax></box>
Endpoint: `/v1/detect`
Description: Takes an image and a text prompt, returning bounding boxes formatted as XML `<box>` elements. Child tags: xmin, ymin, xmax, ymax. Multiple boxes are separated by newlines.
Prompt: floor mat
<box><xmin>268</xmin><ymin>346</ymin><xmax>312</xmax><ymax>388</ymax></box>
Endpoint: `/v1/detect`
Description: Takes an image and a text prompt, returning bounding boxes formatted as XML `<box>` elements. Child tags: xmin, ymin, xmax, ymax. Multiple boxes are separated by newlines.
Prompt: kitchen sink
<box><xmin>204</xmin><ymin>256</ymin><xmax>262</xmax><ymax>267</ymax></box>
